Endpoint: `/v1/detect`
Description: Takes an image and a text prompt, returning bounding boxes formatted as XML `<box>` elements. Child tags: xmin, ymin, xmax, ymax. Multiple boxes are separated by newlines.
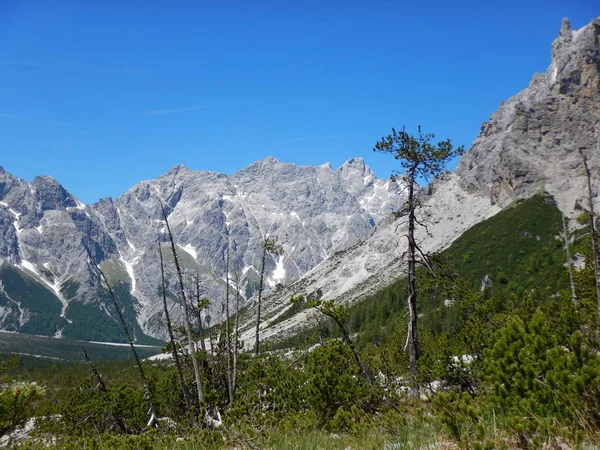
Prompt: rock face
<box><xmin>244</xmin><ymin>17</ymin><xmax>600</xmax><ymax>344</ymax></box>
<box><xmin>457</xmin><ymin>17</ymin><xmax>600</xmax><ymax>212</ymax></box>
<box><xmin>0</xmin><ymin>158</ymin><xmax>405</xmax><ymax>340</ymax></box>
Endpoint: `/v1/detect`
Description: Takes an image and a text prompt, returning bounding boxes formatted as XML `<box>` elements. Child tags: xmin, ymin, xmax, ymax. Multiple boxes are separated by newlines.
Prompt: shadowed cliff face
<box><xmin>0</xmin><ymin>157</ymin><xmax>406</xmax><ymax>339</ymax></box>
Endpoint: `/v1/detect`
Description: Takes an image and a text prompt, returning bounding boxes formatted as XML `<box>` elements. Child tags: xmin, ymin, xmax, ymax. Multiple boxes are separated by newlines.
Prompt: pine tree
<box><xmin>255</xmin><ymin>236</ymin><xmax>283</xmax><ymax>355</ymax></box>
<box><xmin>374</xmin><ymin>126</ymin><xmax>463</xmax><ymax>395</ymax></box>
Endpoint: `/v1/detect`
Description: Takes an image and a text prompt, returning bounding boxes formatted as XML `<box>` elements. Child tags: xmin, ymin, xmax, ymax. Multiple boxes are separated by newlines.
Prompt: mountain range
<box><xmin>0</xmin><ymin>152</ymin><xmax>405</xmax><ymax>341</ymax></box>
<box><xmin>0</xmin><ymin>16</ymin><xmax>598</xmax><ymax>344</ymax></box>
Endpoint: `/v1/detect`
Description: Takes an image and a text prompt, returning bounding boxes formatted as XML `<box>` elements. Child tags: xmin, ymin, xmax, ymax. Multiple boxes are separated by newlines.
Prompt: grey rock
<box><xmin>0</xmin><ymin>157</ymin><xmax>406</xmax><ymax>339</ymax></box>
<box><xmin>244</xmin><ymin>16</ymin><xmax>600</xmax><ymax>344</ymax></box>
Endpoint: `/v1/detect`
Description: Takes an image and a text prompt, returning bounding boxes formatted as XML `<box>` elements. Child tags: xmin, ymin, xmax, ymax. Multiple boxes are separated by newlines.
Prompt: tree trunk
<box><xmin>255</xmin><ymin>242</ymin><xmax>268</xmax><ymax>355</ymax></box>
<box><xmin>160</xmin><ymin>203</ymin><xmax>205</xmax><ymax>406</ymax></box>
<box><xmin>232</xmin><ymin>270</ymin><xmax>241</xmax><ymax>402</ymax></box>
<box><xmin>562</xmin><ymin>214</ymin><xmax>577</xmax><ymax>305</ymax></box>
<box><xmin>158</xmin><ymin>240</ymin><xmax>196</xmax><ymax>425</ymax></box>
<box><xmin>92</xmin><ymin>259</ymin><xmax>158</xmax><ymax>428</ymax></box>
<box><xmin>224</xmin><ymin>245</ymin><xmax>233</xmax><ymax>404</ymax></box>
<box><xmin>194</xmin><ymin>273</ymin><xmax>207</xmax><ymax>353</ymax></box>
<box><xmin>81</xmin><ymin>346</ymin><xmax>129</xmax><ymax>434</ymax></box>
<box><xmin>406</xmin><ymin>168</ymin><xmax>419</xmax><ymax>397</ymax></box>
<box><xmin>581</xmin><ymin>152</ymin><xmax>600</xmax><ymax>323</ymax></box>
<box><xmin>335</xmin><ymin>319</ymin><xmax>372</xmax><ymax>385</ymax></box>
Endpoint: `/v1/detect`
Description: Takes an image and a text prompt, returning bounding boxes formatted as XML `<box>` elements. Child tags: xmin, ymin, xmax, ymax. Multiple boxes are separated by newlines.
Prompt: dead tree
<box><xmin>81</xmin><ymin>346</ymin><xmax>128</xmax><ymax>434</ymax></box>
<box><xmin>85</xmin><ymin>248</ymin><xmax>158</xmax><ymax>429</ymax></box>
<box><xmin>231</xmin><ymin>269</ymin><xmax>242</xmax><ymax>402</ymax></box>
<box><xmin>581</xmin><ymin>150</ymin><xmax>600</xmax><ymax>323</ymax></box>
<box><xmin>224</xmin><ymin>244</ymin><xmax>233</xmax><ymax>404</ymax></box>
<box><xmin>158</xmin><ymin>238</ymin><xmax>196</xmax><ymax>426</ymax></box>
<box><xmin>160</xmin><ymin>202</ymin><xmax>205</xmax><ymax>407</ymax></box>
<box><xmin>193</xmin><ymin>272</ymin><xmax>207</xmax><ymax>353</ymax></box>
<box><xmin>562</xmin><ymin>214</ymin><xmax>578</xmax><ymax>305</ymax></box>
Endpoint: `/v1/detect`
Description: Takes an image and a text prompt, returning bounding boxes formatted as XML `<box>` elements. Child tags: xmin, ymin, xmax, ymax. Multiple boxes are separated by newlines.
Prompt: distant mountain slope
<box><xmin>246</xmin><ymin>17</ymin><xmax>600</xmax><ymax>344</ymax></box>
<box><xmin>274</xmin><ymin>193</ymin><xmax>569</xmax><ymax>349</ymax></box>
<box><xmin>0</xmin><ymin>157</ymin><xmax>405</xmax><ymax>341</ymax></box>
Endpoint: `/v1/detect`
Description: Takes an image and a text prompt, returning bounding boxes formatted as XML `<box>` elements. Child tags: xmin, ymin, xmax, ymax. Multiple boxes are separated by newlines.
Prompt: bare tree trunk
<box><xmin>158</xmin><ymin>240</ymin><xmax>196</xmax><ymax>425</ymax></box>
<box><xmin>562</xmin><ymin>214</ymin><xmax>577</xmax><ymax>305</ymax></box>
<box><xmin>406</xmin><ymin>168</ymin><xmax>419</xmax><ymax>397</ymax></box>
<box><xmin>255</xmin><ymin>242</ymin><xmax>268</xmax><ymax>355</ymax></box>
<box><xmin>81</xmin><ymin>347</ymin><xmax>128</xmax><ymax>434</ymax></box>
<box><xmin>89</xmin><ymin>255</ymin><xmax>158</xmax><ymax>428</ymax></box>
<box><xmin>209</xmin><ymin>318</ymin><xmax>216</xmax><ymax>360</ymax></box>
<box><xmin>335</xmin><ymin>318</ymin><xmax>372</xmax><ymax>385</ymax></box>
<box><xmin>581</xmin><ymin>152</ymin><xmax>600</xmax><ymax>323</ymax></box>
<box><xmin>160</xmin><ymin>202</ymin><xmax>204</xmax><ymax>406</ymax></box>
<box><xmin>194</xmin><ymin>273</ymin><xmax>207</xmax><ymax>353</ymax></box>
<box><xmin>232</xmin><ymin>270</ymin><xmax>241</xmax><ymax>402</ymax></box>
<box><xmin>224</xmin><ymin>245</ymin><xmax>233</xmax><ymax>404</ymax></box>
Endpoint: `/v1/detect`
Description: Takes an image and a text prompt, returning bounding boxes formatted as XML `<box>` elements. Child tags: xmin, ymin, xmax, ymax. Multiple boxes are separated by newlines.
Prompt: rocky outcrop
<box><xmin>457</xmin><ymin>17</ymin><xmax>600</xmax><ymax>212</ymax></box>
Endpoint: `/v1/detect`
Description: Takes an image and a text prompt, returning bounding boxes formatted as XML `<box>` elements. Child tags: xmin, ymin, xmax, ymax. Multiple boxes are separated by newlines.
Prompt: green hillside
<box><xmin>276</xmin><ymin>193</ymin><xmax>570</xmax><ymax>349</ymax></box>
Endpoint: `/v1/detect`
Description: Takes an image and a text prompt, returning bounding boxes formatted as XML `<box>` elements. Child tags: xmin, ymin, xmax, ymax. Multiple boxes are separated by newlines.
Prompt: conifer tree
<box><xmin>374</xmin><ymin>126</ymin><xmax>463</xmax><ymax>395</ymax></box>
<box><xmin>255</xmin><ymin>236</ymin><xmax>283</xmax><ymax>355</ymax></box>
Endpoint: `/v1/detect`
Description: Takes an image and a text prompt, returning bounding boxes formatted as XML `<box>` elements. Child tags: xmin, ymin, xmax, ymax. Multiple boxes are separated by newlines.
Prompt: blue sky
<box><xmin>1</xmin><ymin>1</ymin><xmax>597</xmax><ymax>203</ymax></box>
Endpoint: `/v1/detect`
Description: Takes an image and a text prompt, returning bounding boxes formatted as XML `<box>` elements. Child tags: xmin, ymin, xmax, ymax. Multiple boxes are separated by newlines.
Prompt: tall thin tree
<box><xmin>160</xmin><ymin>202</ymin><xmax>205</xmax><ymax>407</ymax></box>
<box><xmin>255</xmin><ymin>236</ymin><xmax>283</xmax><ymax>355</ymax></box>
<box><xmin>562</xmin><ymin>214</ymin><xmax>577</xmax><ymax>305</ymax></box>
<box><xmin>193</xmin><ymin>272</ymin><xmax>207</xmax><ymax>353</ymax></box>
<box><xmin>224</xmin><ymin>244</ymin><xmax>233</xmax><ymax>404</ymax></box>
<box><xmin>231</xmin><ymin>268</ymin><xmax>242</xmax><ymax>402</ymax></box>
<box><xmin>158</xmin><ymin>238</ymin><xmax>196</xmax><ymax>425</ymax></box>
<box><xmin>374</xmin><ymin>126</ymin><xmax>463</xmax><ymax>396</ymax></box>
<box><xmin>85</xmin><ymin>247</ymin><xmax>158</xmax><ymax>428</ymax></box>
<box><xmin>580</xmin><ymin>150</ymin><xmax>600</xmax><ymax>322</ymax></box>
<box><xmin>81</xmin><ymin>346</ymin><xmax>128</xmax><ymax>434</ymax></box>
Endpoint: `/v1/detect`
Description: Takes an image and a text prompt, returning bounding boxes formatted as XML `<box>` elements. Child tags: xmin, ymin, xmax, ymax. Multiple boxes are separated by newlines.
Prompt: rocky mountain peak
<box><xmin>456</xmin><ymin>16</ymin><xmax>600</xmax><ymax>212</ymax></box>
<box><xmin>549</xmin><ymin>17</ymin><xmax>600</xmax><ymax>97</ymax></box>
<box><xmin>166</xmin><ymin>163</ymin><xmax>189</xmax><ymax>175</ymax></box>
<box><xmin>248</xmin><ymin>17</ymin><xmax>600</xmax><ymax>344</ymax></box>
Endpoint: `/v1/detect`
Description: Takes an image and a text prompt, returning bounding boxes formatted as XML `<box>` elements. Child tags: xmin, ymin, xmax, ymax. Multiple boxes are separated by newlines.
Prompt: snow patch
<box><xmin>119</xmin><ymin>257</ymin><xmax>140</xmax><ymax>294</ymax></box>
<box><xmin>20</xmin><ymin>260</ymin><xmax>38</xmax><ymax>274</ymax></box>
<box><xmin>550</xmin><ymin>65</ymin><xmax>558</xmax><ymax>84</ymax></box>
<box><xmin>178</xmin><ymin>243</ymin><xmax>197</xmax><ymax>260</ymax></box>
<box><xmin>88</xmin><ymin>340</ymin><xmax>160</xmax><ymax>349</ymax></box>
<box><xmin>268</xmin><ymin>255</ymin><xmax>286</xmax><ymax>287</ymax></box>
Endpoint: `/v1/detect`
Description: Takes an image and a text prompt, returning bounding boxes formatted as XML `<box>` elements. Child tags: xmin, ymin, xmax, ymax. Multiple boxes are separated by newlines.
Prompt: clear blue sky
<box><xmin>1</xmin><ymin>1</ymin><xmax>597</xmax><ymax>204</ymax></box>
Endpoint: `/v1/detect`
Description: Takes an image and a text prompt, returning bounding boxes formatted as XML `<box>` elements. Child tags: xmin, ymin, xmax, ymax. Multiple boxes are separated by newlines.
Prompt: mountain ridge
<box><xmin>0</xmin><ymin>155</ymin><xmax>406</xmax><ymax>340</ymax></box>
<box><xmin>242</xmin><ymin>16</ymin><xmax>600</xmax><ymax>344</ymax></box>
